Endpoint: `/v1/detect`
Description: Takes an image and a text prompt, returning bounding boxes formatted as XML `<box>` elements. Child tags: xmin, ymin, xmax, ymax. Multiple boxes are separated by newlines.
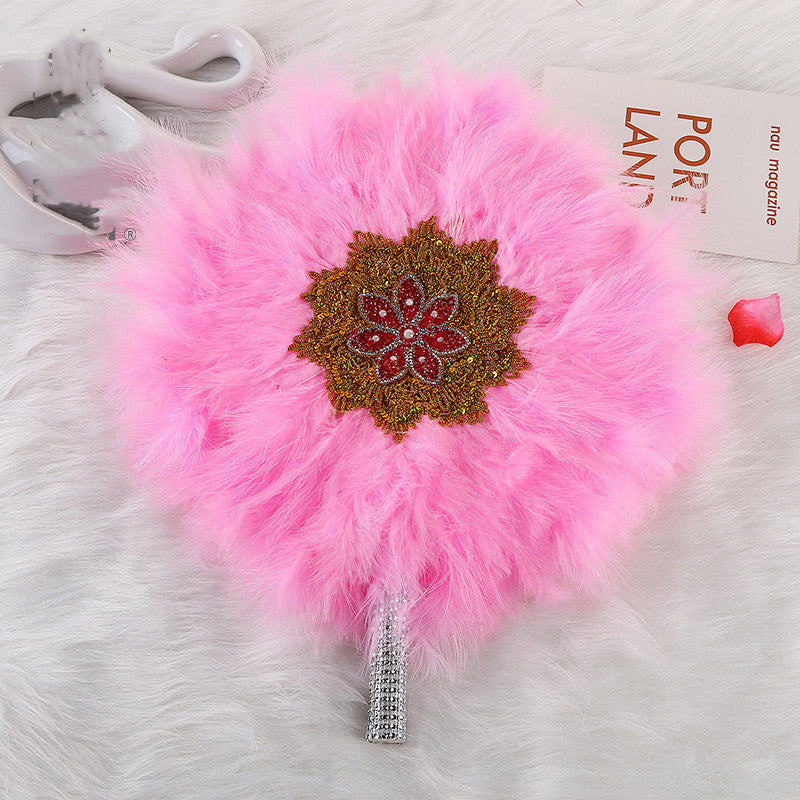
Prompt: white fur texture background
<box><xmin>1</xmin><ymin>1</ymin><xmax>799</xmax><ymax>798</ymax></box>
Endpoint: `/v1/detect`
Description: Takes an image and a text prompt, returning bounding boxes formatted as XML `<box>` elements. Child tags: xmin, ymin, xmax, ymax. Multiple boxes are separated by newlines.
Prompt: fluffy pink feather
<box><xmin>104</xmin><ymin>60</ymin><xmax>721</xmax><ymax>677</ymax></box>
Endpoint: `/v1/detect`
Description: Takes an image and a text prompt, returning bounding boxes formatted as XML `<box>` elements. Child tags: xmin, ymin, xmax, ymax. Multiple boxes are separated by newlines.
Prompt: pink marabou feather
<box><xmin>104</xmin><ymin>60</ymin><xmax>721</xmax><ymax>677</ymax></box>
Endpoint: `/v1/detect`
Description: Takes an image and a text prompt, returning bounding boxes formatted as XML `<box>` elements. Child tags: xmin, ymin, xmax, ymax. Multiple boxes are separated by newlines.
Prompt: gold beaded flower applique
<box><xmin>289</xmin><ymin>217</ymin><xmax>535</xmax><ymax>440</ymax></box>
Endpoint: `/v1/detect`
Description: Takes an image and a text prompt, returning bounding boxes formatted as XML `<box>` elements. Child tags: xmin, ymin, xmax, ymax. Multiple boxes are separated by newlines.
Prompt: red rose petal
<box><xmin>728</xmin><ymin>293</ymin><xmax>784</xmax><ymax>347</ymax></box>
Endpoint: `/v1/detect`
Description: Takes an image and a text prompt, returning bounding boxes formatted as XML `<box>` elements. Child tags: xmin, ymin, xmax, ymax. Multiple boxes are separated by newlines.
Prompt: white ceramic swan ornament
<box><xmin>0</xmin><ymin>24</ymin><xmax>263</xmax><ymax>254</ymax></box>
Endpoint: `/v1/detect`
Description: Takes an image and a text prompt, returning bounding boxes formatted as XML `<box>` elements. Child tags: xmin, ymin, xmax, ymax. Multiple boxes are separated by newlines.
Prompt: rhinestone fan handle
<box><xmin>366</xmin><ymin>592</ymin><xmax>408</xmax><ymax>743</ymax></box>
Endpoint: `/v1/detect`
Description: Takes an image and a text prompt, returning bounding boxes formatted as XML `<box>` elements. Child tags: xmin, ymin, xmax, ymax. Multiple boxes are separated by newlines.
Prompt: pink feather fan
<box><xmin>105</xmin><ymin>59</ymin><xmax>721</xmax><ymax>742</ymax></box>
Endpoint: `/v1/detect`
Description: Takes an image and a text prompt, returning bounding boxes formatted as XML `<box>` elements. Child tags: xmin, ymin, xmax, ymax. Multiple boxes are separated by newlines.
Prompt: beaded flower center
<box><xmin>347</xmin><ymin>274</ymin><xmax>470</xmax><ymax>385</ymax></box>
<box><xmin>289</xmin><ymin>217</ymin><xmax>535</xmax><ymax>440</ymax></box>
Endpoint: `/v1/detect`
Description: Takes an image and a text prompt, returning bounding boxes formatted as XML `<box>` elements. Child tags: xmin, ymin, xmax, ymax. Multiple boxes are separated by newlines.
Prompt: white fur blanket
<box><xmin>1</xmin><ymin>1</ymin><xmax>798</xmax><ymax>797</ymax></box>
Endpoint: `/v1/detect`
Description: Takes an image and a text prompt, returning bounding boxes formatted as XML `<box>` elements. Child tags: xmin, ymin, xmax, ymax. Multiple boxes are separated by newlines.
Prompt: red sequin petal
<box><xmin>376</xmin><ymin>344</ymin><xmax>409</xmax><ymax>382</ymax></box>
<box><xmin>419</xmin><ymin>294</ymin><xmax>458</xmax><ymax>328</ymax></box>
<box><xmin>358</xmin><ymin>293</ymin><xmax>402</xmax><ymax>330</ymax></box>
<box><xmin>728</xmin><ymin>293</ymin><xmax>784</xmax><ymax>347</ymax></box>
<box><xmin>409</xmin><ymin>344</ymin><xmax>442</xmax><ymax>384</ymax></box>
<box><xmin>348</xmin><ymin>328</ymin><xmax>398</xmax><ymax>355</ymax></box>
<box><xmin>395</xmin><ymin>274</ymin><xmax>425</xmax><ymax>323</ymax></box>
<box><xmin>422</xmin><ymin>327</ymin><xmax>470</xmax><ymax>354</ymax></box>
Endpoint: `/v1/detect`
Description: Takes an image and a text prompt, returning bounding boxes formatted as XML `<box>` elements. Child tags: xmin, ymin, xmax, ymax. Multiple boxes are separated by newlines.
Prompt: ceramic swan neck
<box><xmin>0</xmin><ymin>24</ymin><xmax>264</xmax><ymax>254</ymax></box>
<box><xmin>0</xmin><ymin>23</ymin><xmax>261</xmax><ymax>116</ymax></box>
<box><xmin>105</xmin><ymin>24</ymin><xmax>263</xmax><ymax>110</ymax></box>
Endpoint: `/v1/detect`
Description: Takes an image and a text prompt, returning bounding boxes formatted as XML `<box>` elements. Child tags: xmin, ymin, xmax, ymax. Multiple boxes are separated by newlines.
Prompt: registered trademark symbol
<box><xmin>124</xmin><ymin>228</ymin><xmax>136</xmax><ymax>241</ymax></box>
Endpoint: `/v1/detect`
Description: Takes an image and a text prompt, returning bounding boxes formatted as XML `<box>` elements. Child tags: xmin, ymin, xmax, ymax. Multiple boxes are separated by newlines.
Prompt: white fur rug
<box><xmin>1</xmin><ymin>1</ymin><xmax>799</xmax><ymax>797</ymax></box>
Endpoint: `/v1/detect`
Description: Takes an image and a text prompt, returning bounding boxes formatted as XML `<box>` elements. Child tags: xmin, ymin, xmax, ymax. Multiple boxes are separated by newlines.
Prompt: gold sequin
<box><xmin>289</xmin><ymin>217</ymin><xmax>535</xmax><ymax>440</ymax></box>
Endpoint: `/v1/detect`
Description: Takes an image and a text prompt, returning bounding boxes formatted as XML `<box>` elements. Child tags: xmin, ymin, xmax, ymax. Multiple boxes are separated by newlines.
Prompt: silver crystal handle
<box><xmin>366</xmin><ymin>593</ymin><xmax>408</xmax><ymax>743</ymax></box>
